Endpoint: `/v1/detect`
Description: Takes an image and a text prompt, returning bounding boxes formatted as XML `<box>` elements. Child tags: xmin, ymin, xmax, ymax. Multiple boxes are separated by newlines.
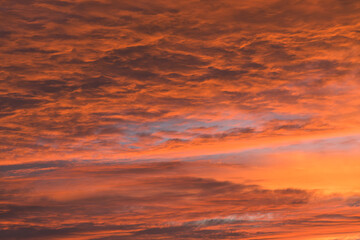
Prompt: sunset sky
<box><xmin>1</xmin><ymin>0</ymin><xmax>360</xmax><ymax>239</ymax></box>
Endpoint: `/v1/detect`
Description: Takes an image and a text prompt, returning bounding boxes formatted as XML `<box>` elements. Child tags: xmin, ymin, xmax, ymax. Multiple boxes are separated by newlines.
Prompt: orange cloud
<box><xmin>1</xmin><ymin>160</ymin><xmax>360</xmax><ymax>239</ymax></box>
<box><xmin>1</xmin><ymin>0</ymin><xmax>360</xmax><ymax>239</ymax></box>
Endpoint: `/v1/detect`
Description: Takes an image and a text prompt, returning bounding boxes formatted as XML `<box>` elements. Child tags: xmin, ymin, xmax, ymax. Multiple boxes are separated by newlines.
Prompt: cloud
<box><xmin>1</xmin><ymin>160</ymin><xmax>360</xmax><ymax>239</ymax></box>
<box><xmin>1</xmin><ymin>0</ymin><xmax>360</xmax><ymax>239</ymax></box>
<box><xmin>0</xmin><ymin>0</ymin><xmax>359</xmax><ymax>162</ymax></box>
<box><xmin>0</xmin><ymin>161</ymin><xmax>302</xmax><ymax>239</ymax></box>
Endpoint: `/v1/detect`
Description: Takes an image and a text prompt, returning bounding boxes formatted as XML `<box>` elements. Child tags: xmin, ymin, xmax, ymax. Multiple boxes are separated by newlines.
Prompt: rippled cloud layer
<box><xmin>1</xmin><ymin>0</ymin><xmax>360</xmax><ymax>239</ymax></box>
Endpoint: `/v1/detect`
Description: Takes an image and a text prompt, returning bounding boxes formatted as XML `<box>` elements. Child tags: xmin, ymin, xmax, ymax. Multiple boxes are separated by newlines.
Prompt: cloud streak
<box><xmin>2</xmin><ymin>161</ymin><xmax>360</xmax><ymax>239</ymax></box>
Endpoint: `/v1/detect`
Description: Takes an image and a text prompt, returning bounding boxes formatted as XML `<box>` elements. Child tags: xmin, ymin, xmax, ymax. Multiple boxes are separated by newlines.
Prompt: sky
<box><xmin>1</xmin><ymin>0</ymin><xmax>360</xmax><ymax>239</ymax></box>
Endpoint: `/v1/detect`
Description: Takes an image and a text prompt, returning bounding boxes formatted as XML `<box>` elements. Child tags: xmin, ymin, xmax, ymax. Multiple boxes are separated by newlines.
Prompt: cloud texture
<box><xmin>2</xmin><ymin>160</ymin><xmax>360</xmax><ymax>240</ymax></box>
<box><xmin>1</xmin><ymin>0</ymin><xmax>360</xmax><ymax>239</ymax></box>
